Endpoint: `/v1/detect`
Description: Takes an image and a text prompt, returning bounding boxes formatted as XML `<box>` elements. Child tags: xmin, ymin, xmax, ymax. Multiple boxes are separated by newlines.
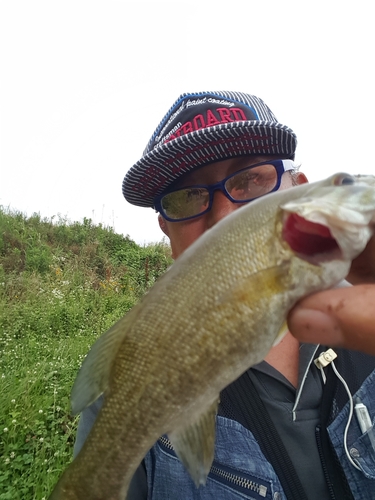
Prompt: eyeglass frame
<box><xmin>154</xmin><ymin>158</ymin><xmax>296</xmax><ymax>222</ymax></box>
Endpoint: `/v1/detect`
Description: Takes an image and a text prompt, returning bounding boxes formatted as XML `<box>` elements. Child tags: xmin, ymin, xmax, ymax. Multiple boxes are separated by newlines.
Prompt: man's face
<box><xmin>158</xmin><ymin>155</ymin><xmax>307</xmax><ymax>259</ymax></box>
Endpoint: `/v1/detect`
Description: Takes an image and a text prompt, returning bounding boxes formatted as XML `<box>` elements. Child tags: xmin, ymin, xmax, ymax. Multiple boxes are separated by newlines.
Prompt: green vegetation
<box><xmin>0</xmin><ymin>206</ymin><xmax>172</xmax><ymax>499</ymax></box>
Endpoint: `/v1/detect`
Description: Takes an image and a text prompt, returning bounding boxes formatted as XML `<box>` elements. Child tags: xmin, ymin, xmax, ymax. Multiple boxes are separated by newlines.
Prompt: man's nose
<box><xmin>205</xmin><ymin>189</ymin><xmax>239</xmax><ymax>228</ymax></box>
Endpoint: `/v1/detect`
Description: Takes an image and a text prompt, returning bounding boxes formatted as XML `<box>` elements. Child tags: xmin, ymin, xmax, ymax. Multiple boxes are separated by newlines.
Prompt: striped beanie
<box><xmin>122</xmin><ymin>90</ymin><xmax>297</xmax><ymax>207</ymax></box>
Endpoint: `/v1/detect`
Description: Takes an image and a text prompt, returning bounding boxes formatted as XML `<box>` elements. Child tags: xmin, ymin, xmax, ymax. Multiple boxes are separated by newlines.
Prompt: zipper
<box><xmin>210</xmin><ymin>463</ymin><xmax>268</xmax><ymax>497</ymax></box>
<box><xmin>315</xmin><ymin>425</ymin><xmax>336</xmax><ymax>500</ymax></box>
<box><xmin>158</xmin><ymin>436</ymin><xmax>269</xmax><ymax>498</ymax></box>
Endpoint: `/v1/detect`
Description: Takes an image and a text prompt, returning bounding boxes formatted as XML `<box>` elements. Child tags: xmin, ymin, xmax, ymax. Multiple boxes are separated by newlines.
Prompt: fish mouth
<box><xmin>282</xmin><ymin>213</ymin><xmax>342</xmax><ymax>264</ymax></box>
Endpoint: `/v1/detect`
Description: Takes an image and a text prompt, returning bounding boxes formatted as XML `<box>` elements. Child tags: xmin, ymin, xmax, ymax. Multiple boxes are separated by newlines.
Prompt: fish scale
<box><xmin>49</xmin><ymin>173</ymin><xmax>375</xmax><ymax>500</ymax></box>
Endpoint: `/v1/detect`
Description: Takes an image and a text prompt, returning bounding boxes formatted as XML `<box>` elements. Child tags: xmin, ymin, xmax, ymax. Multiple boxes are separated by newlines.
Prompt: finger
<box><xmin>287</xmin><ymin>285</ymin><xmax>375</xmax><ymax>355</ymax></box>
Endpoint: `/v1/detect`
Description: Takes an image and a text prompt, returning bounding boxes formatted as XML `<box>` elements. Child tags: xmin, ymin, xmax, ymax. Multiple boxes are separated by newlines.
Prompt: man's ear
<box><xmin>294</xmin><ymin>171</ymin><xmax>308</xmax><ymax>185</ymax></box>
<box><xmin>158</xmin><ymin>214</ymin><xmax>170</xmax><ymax>237</ymax></box>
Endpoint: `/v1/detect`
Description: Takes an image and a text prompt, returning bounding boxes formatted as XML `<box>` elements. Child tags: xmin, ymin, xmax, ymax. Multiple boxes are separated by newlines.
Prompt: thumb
<box><xmin>287</xmin><ymin>285</ymin><xmax>375</xmax><ymax>355</ymax></box>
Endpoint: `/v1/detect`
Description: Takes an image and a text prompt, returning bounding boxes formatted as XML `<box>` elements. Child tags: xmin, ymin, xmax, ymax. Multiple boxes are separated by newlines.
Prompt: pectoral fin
<box><xmin>168</xmin><ymin>398</ymin><xmax>219</xmax><ymax>487</ymax></box>
<box><xmin>218</xmin><ymin>262</ymin><xmax>290</xmax><ymax>307</ymax></box>
<box><xmin>217</xmin><ymin>263</ymin><xmax>291</xmax><ymax>350</ymax></box>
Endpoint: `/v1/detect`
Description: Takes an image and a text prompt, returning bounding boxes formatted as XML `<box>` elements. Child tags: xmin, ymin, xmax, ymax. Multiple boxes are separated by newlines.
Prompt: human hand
<box><xmin>288</xmin><ymin>285</ymin><xmax>375</xmax><ymax>355</ymax></box>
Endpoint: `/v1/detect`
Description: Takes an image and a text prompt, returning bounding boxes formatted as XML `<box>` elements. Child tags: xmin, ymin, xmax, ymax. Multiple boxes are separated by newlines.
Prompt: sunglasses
<box><xmin>154</xmin><ymin>159</ymin><xmax>296</xmax><ymax>222</ymax></box>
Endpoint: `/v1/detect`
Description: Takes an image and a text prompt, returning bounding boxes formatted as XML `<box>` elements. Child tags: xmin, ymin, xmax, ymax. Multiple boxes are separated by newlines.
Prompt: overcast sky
<box><xmin>1</xmin><ymin>1</ymin><xmax>374</xmax><ymax>244</ymax></box>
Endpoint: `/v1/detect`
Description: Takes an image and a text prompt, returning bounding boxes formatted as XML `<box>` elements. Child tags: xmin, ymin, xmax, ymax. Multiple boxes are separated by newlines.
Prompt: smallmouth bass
<box><xmin>49</xmin><ymin>173</ymin><xmax>375</xmax><ymax>500</ymax></box>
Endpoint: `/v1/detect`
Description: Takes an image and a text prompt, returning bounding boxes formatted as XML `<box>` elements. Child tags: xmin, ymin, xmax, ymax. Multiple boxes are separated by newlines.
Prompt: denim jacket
<box><xmin>75</xmin><ymin>351</ymin><xmax>375</xmax><ymax>500</ymax></box>
<box><xmin>146</xmin><ymin>416</ymin><xmax>284</xmax><ymax>500</ymax></box>
<box><xmin>144</xmin><ymin>368</ymin><xmax>375</xmax><ymax>499</ymax></box>
<box><xmin>327</xmin><ymin>368</ymin><xmax>375</xmax><ymax>500</ymax></box>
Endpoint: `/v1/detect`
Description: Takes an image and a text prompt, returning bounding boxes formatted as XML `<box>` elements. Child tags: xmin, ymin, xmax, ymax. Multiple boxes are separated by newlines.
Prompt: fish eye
<box><xmin>333</xmin><ymin>173</ymin><xmax>355</xmax><ymax>186</ymax></box>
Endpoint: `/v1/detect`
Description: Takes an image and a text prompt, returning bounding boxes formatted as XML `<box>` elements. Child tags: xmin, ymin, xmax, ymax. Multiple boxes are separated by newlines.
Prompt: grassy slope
<box><xmin>0</xmin><ymin>207</ymin><xmax>171</xmax><ymax>499</ymax></box>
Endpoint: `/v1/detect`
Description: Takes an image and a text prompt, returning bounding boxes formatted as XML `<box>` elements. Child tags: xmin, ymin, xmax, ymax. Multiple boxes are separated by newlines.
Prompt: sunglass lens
<box><xmin>161</xmin><ymin>188</ymin><xmax>210</xmax><ymax>220</ymax></box>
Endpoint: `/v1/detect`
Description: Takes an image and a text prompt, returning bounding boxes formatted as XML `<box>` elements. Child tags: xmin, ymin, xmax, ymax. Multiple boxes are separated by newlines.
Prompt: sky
<box><xmin>1</xmin><ymin>1</ymin><xmax>374</xmax><ymax>244</ymax></box>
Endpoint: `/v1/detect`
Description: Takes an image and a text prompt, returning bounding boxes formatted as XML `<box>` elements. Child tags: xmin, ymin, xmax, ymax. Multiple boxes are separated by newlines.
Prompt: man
<box><xmin>77</xmin><ymin>91</ymin><xmax>375</xmax><ymax>499</ymax></box>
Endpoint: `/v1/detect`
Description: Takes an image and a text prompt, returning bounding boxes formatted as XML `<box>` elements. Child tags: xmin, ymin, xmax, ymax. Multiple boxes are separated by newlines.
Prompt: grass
<box><xmin>0</xmin><ymin>206</ymin><xmax>172</xmax><ymax>499</ymax></box>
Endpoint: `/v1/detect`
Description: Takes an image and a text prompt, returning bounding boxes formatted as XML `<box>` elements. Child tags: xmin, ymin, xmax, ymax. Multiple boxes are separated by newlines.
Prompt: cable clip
<box><xmin>314</xmin><ymin>348</ymin><xmax>337</xmax><ymax>369</ymax></box>
<box><xmin>314</xmin><ymin>349</ymin><xmax>364</xmax><ymax>471</ymax></box>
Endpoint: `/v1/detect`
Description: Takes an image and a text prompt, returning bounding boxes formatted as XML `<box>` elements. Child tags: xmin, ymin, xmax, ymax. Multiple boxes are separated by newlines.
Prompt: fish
<box><xmin>49</xmin><ymin>172</ymin><xmax>375</xmax><ymax>500</ymax></box>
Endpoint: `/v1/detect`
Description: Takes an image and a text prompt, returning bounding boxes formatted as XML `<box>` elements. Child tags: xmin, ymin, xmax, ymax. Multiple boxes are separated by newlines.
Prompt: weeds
<box><xmin>0</xmin><ymin>206</ymin><xmax>171</xmax><ymax>499</ymax></box>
